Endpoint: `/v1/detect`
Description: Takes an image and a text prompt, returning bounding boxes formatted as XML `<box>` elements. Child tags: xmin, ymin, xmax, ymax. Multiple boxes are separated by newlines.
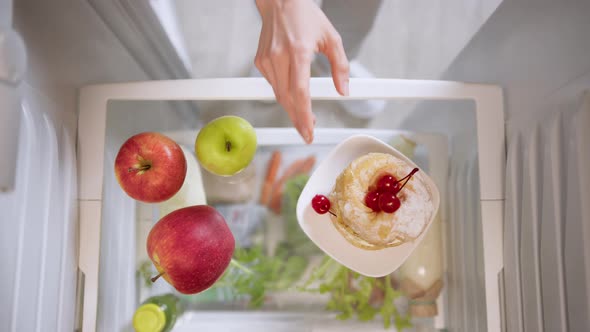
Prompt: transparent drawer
<box><xmin>103</xmin><ymin>125</ymin><xmax>446</xmax><ymax>331</ymax></box>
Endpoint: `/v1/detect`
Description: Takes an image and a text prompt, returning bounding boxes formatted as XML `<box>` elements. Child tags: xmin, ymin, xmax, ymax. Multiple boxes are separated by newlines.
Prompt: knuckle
<box><xmin>328</xmin><ymin>31</ymin><xmax>343</xmax><ymax>45</ymax></box>
<box><xmin>260</xmin><ymin>57</ymin><xmax>273</xmax><ymax>69</ymax></box>
<box><xmin>294</xmin><ymin>83</ymin><xmax>309</xmax><ymax>98</ymax></box>
<box><xmin>254</xmin><ymin>57</ymin><xmax>263</xmax><ymax>69</ymax></box>
<box><xmin>338</xmin><ymin>60</ymin><xmax>350</xmax><ymax>73</ymax></box>
<box><xmin>290</xmin><ymin>41</ymin><xmax>311</xmax><ymax>55</ymax></box>
<box><xmin>268</xmin><ymin>45</ymin><xmax>285</xmax><ymax>58</ymax></box>
<box><xmin>284</xmin><ymin>95</ymin><xmax>296</xmax><ymax>108</ymax></box>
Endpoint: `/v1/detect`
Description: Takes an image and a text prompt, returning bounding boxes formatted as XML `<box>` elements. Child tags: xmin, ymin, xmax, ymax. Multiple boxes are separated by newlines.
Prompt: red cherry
<box><xmin>364</xmin><ymin>190</ymin><xmax>382</xmax><ymax>212</ymax></box>
<box><xmin>376</xmin><ymin>174</ymin><xmax>400</xmax><ymax>193</ymax></box>
<box><xmin>312</xmin><ymin>195</ymin><xmax>331</xmax><ymax>214</ymax></box>
<box><xmin>379</xmin><ymin>192</ymin><xmax>401</xmax><ymax>213</ymax></box>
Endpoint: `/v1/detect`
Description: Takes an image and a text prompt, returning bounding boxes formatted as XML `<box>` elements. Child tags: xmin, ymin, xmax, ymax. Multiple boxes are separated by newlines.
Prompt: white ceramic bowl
<box><xmin>296</xmin><ymin>134</ymin><xmax>440</xmax><ymax>277</ymax></box>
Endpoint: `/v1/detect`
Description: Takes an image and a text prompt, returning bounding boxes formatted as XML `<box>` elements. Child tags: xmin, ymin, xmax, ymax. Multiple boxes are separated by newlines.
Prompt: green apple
<box><xmin>195</xmin><ymin>116</ymin><xmax>257</xmax><ymax>176</ymax></box>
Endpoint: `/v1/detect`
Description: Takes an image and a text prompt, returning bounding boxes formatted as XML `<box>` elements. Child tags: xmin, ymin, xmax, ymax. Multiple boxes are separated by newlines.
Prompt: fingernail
<box><xmin>299</xmin><ymin>128</ymin><xmax>311</xmax><ymax>144</ymax></box>
<box><xmin>342</xmin><ymin>80</ymin><xmax>350</xmax><ymax>96</ymax></box>
<box><xmin>302</xmin><ymin>131</ymin><xmax>310</xmax><ymax>144</ymax></box>
<box><xmin>296</xmin><ymin>125</ymin><xmax>308</xmax><ymax>144</ymax></box>
<box><xmin>306</xmin><ymin>128</ymin><xmax>314</xmax><ymax>144</ymax></box>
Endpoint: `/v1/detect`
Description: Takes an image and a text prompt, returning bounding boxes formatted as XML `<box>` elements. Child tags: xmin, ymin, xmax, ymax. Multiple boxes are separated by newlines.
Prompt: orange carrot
<box><xmin>268</xmin><ymin>158</ymin><xmax>305</xmax><ymax>213</ymax></box>
<box><xmin>259</xmin><ymin>150</ymin><xmax>282</xmax><ymax>206</ymax></box>
<box><xmin>299</xmin><ymin>155</ymin><xmax>316</xmax><ymax>174</ymax></box>
<box><xmin>269</xmin><ymin>155</ymin><xmax>316</xmax><ymax>214</ymax></box>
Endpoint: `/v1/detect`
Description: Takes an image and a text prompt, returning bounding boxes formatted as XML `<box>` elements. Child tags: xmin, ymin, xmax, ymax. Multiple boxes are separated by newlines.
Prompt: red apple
<box><xmin>146</xmin><ymin>205</ymin><xmax>235</xmax><ymax>294</ymax></box>
<box><xmin>114</xmin><ymin>132</ymin><xmax>187</xmax><ymax>203</ymax></box>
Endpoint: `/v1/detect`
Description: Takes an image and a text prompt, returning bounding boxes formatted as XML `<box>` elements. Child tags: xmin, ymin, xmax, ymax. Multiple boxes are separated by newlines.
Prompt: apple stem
<box><xmin>150</xmin><ymin>271</ymin><xmax>166</xmax><ymax>283</ymax></box>
<box><xmin>128</xmin><ymin>164</ymin><xmax>151</xmax><ymax>173</ymax></box>
<box><xmin>225</xmin><ymin>141</ymin><xmax>232</xmax><ymax>152</ymax></box>
<box><xmin>230</xmin><ymin>258</ymin><xmax>254</xmax><ymax>275</ymax></box>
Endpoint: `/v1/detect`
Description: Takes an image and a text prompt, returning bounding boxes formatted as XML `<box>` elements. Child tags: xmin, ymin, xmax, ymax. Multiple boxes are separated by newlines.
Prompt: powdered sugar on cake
<box><xmin>329</xmin><ymin>153</ymin><xmax>435</xmax><ymax>248</ymax></box>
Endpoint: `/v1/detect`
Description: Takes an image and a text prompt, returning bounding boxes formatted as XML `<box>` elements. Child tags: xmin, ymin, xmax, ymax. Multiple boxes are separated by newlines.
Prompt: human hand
<box><xmin>255</xmin><ymin>0</ymin><xmax>350</xmax><ymax>144</ymax></box>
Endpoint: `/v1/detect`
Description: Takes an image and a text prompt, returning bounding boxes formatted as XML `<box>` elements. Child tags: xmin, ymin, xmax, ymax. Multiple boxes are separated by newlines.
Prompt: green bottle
<box><xmin>133</xmin><ymin>293</ymin><xmax>182</xmax><ymax>332</ymax></box>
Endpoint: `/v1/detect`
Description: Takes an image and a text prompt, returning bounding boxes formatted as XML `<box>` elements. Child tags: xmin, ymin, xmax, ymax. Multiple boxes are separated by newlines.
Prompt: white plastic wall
<box><xmin>405</xmin><ymin>0</ymin><xmax>590</xmax><ymax>330</ymax></box>
<box><xmin>0</xmin><ymin>84</ymin><xmax>78</xmax><ymax>332</ymax></box>
<box><xmin>0</xmin><ymin>0</ymin><xmax>188</xmax><ymax>330</ymax></box>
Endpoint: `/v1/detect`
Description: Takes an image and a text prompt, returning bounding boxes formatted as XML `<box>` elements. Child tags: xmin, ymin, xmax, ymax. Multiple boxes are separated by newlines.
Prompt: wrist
<box><xmin>255</xmin><ymin>0</ymin><xmax>279</xmax><ymax>15</ymax></box>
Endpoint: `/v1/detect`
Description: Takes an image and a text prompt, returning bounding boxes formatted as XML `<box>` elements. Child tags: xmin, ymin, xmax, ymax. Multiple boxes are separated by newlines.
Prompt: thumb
<box><xmin>320</xmin><ymin>30</ymin><xmax>350</xmax><ymax>96</ymax></box>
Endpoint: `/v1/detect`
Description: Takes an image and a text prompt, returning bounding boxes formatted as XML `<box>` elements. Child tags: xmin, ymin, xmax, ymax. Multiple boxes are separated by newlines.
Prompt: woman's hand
<box><xmin>255</xmin><ymin>0</ymin><xmax>349</xmax><ymax>144</ymax></box>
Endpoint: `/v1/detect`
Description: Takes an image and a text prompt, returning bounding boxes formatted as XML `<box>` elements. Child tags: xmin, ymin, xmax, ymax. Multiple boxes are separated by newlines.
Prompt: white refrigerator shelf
<box><xmin>76</xmin><ymin>78</ymin><xmax>505</xmax><ymax>332</ymax></box>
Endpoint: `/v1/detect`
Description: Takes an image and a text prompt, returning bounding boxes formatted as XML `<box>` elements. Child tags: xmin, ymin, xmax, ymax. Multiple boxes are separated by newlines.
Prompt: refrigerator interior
<box><xmin>3</xmin><ymin>1</ymin><xmax>502</xmax><ymax>331</ymax></box>
<box><xmin>3</xmin><ymin>0</ymin><xmax>589</xmax><ymax>331</ymax></box>
<box><xmin>89</xmin><ymin>85</ymin><xmax>497</xmax><ymax>332</ymax></box>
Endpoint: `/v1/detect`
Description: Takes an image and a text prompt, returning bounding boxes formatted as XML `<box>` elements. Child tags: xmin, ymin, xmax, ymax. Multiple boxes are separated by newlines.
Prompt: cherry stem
<box><xmin>328</xmin><ymin>210</ymin><xmax>337</xmax><ymax>217</ymax></box>
<box><xmin>150</xmin><ymin>271</ymin><xmax>166</xmax><ymax>283</ymax></box>
<box><xmin>398</xmin><ymin>168</ymin><xmax>419</xmax><ymax>192</ymax></box>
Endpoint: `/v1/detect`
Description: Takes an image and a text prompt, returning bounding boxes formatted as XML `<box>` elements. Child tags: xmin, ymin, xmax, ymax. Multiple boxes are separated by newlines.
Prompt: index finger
<box><xmin>290</xmin><ymin>53</ymin><xmax>314</xmax><ymax>144</ymax></box>
<box><xmin>321</xmin><ymin>30</ymin><xmax>349</xmax><ymax>96</ymax></box>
